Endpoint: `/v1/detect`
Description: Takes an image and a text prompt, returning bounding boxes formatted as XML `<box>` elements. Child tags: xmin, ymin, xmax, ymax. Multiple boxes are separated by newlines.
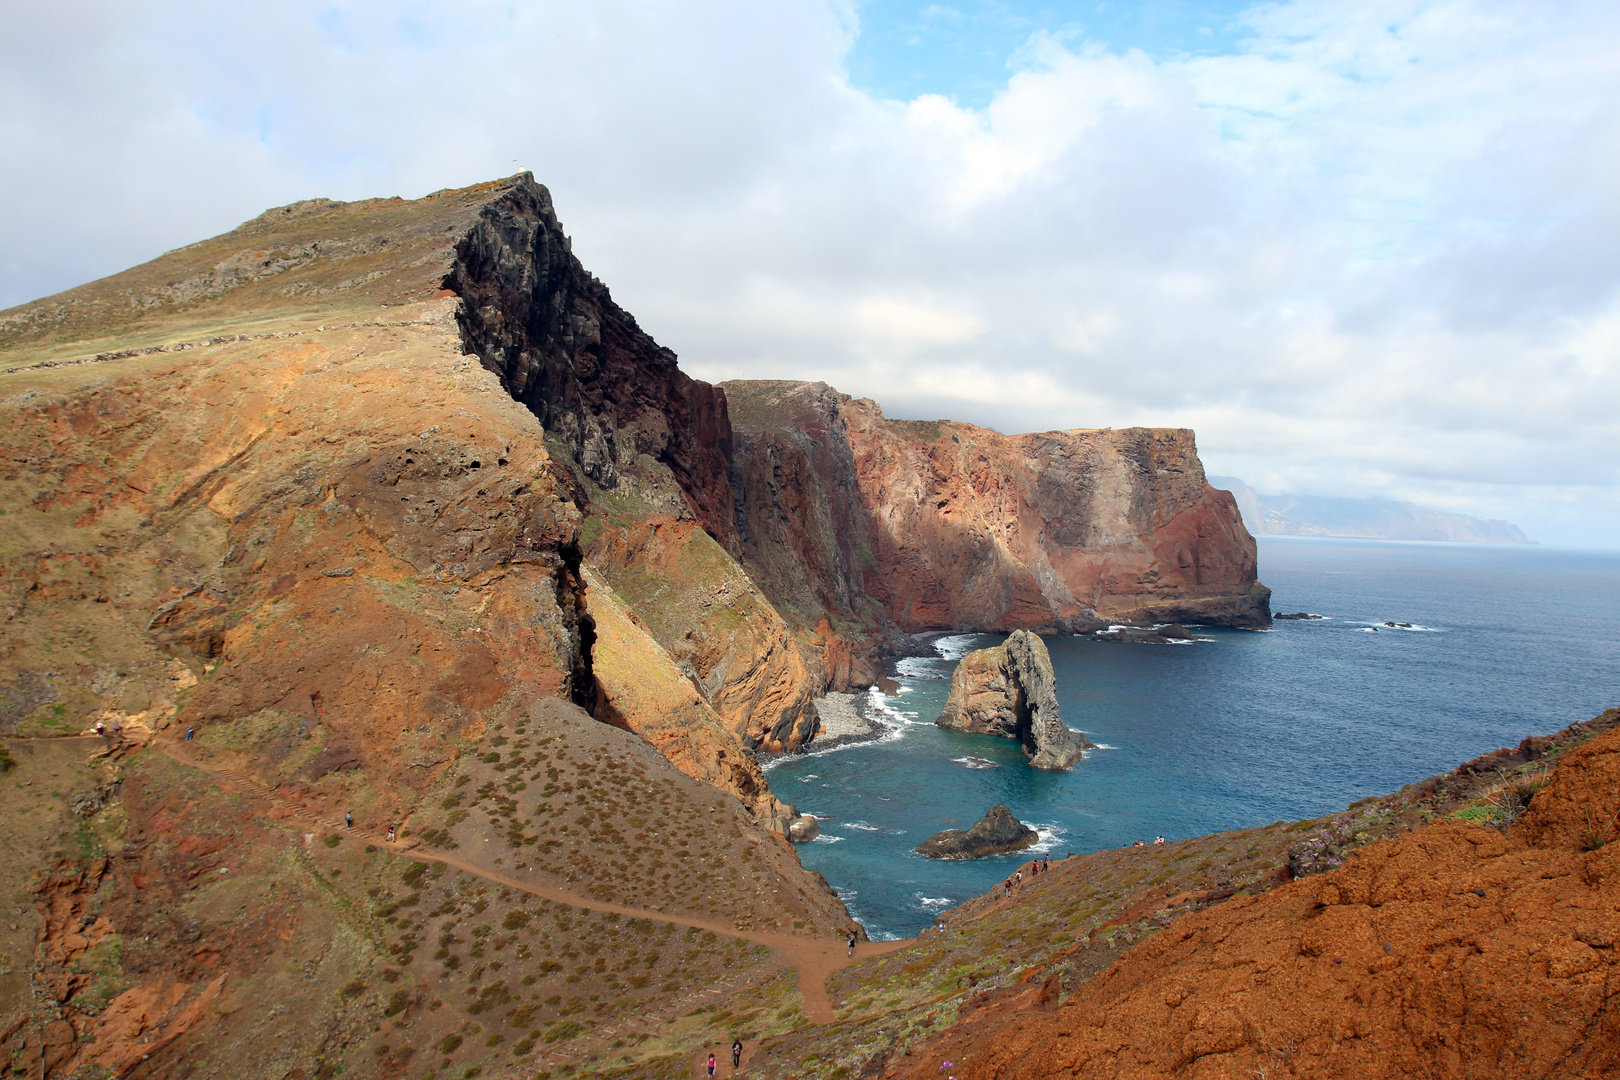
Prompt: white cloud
<box><xmin>1</xmin><ymin>0</ymin><xmax>1617</xmax><ymax>545</ymax></box>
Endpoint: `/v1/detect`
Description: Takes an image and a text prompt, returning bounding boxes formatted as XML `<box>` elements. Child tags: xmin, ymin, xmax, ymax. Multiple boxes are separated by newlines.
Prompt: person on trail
<box><xmin>345</xmin><ymin>811</ymin><xmax>353</xmax><ymax>829</ymax></box>
<box><xmin>185</xmin><ymin>727</ymin><xmax>194</xmax><ymax>741</ymax></box>
<box><xmin>707</xmin><ymin>1051</ymin><xmax>716</xmax><ymax>1076</ymax></box>
<box><xmin>732</xmin><ymin>1039</ymin><xmax>742</xmax><ymax>1067</ymax></box>
<box><xmin>1043</xmin><ymin>853</ymin><xmax>1050</xmax><ymax>870</ymax></box>
<box><xmin>387</xmin><ymin>824</ymin><xmax>396</xmax><ymax>842</ymax></box>
<box><xmin>1003</xmin><ymin>878</ymin><xmax>1012</xmax><ymax>898</ymax></box>
<box><xmin>95</xmin><ymin>720</ymin><xmax>106</xmax><ymax>737</ymax></box>
<box><xmin>1014</xmin><ymin>870</ymin><xmax>1023</xmax><ymax>888</ymax></box>
<box><xmin>847</xmin><ymin>929</ymin><xmax>858</xmax><ymax>957</ymax></box>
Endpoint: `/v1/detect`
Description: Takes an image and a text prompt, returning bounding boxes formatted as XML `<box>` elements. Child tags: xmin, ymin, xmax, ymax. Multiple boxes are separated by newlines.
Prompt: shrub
<box><xmin>438</xmin><ymin>1033</ymin><xmax>462</xmax><ymax>1053</ymax></box>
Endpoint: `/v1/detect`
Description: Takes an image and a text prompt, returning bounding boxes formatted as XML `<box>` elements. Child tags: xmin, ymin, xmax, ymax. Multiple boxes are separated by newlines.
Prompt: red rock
<box><xmin>724</xmin><ymin>381</ymin><xmax>1270</xmax><ymax>637</ymax></box>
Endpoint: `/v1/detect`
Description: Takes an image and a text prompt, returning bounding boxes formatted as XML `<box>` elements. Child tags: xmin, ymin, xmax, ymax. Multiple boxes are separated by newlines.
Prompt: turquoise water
<box><xmin>767</xmin><ymin>537</ymin><xmax>1620</xmax><ymax>939</ymax></box>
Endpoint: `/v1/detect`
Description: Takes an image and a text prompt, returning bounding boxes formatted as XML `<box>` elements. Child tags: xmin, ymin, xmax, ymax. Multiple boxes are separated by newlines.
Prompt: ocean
<box><xmin>765</xmin><ymin>536</ymin><xmax>1620</xmax><ymax>939</ymax></box>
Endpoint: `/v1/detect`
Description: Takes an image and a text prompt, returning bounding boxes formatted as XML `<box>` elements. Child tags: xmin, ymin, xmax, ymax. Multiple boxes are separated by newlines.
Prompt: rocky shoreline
<box><xmin>754</xmin><ymin>690</ymin><xmax>896</xmax><ymax>766</ymax></box>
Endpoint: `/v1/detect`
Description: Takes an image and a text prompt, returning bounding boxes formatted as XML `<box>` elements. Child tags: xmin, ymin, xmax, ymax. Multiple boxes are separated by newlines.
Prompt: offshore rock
<box><xmin>788</xmin><ymin>815</ymin><xmax>822</xmax><ymax>842</ymax></box>
<box><xmin>938</xmin><ymin>631</ymin><xmax>1091</xmax><ymax>769</ymax></box>
<box><xmin>916</xmin><ymin>803</ymin><xmax>1038</xmax><ymax>859</ymax></box>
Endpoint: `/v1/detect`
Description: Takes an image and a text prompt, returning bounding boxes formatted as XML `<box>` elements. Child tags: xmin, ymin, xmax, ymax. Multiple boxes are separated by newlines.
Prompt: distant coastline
<box><xmin>1209</xmin><ymin>475</ymin><xmax>1529</xmax><ymax>544</ymax></box>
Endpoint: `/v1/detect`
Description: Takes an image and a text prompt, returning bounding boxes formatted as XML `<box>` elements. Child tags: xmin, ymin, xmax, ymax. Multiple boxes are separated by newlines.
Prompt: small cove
<box><xmin>766</xmin><ymin>536</ymin><xmax>1620</xmax><ymax>939</ymax></box>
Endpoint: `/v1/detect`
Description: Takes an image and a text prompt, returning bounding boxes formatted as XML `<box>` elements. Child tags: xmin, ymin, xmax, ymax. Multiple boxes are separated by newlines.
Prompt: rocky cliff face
<box><xmin>724</xmin><ymin>380</ymin><xmax>1270</xmax><ymax>640</ymax></box>
<box><xmin>443</xmin><ymin>178</ymin><xmax>737</xmax><ymax>543</ymax></box>
<box><xmin>937</xmin><ymin>631</ymin><xmax>1091</xmax><ymax>769</ymax></box>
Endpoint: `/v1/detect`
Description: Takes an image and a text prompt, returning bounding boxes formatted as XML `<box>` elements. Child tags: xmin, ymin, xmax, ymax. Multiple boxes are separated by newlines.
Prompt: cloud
<box><xmin>1</xmin><ymin>0</ymin><xmax>1617</xmax><ymax>545</ymax></box>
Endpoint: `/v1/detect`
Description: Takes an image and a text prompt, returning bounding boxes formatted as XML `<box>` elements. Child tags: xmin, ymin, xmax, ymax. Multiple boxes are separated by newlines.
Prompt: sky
<box><xmin>2</xmin><ymin>1</ymin><xmax>1617</xmax><ymax>547</ymax></box>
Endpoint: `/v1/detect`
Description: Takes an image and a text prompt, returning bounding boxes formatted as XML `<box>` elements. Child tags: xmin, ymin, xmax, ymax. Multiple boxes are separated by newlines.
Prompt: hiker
<box><xmin>847</xmin><ymin>929</ymin><xmax>857</xmax><ymax>957</ymax></box>
<box><xmin>1003</xmin><ymin>878</ymin><xmax>1012</xmax><ymax>898</ymax></box>
<box><xmin>185</xmin><ymin>726</ymin><xmax>194</xmax><ymax>741</ymax></box>
<box><xmin>707</xmin><ymin>1051</ymin><xmax>716</xmax><ymax>1076</ymax></box>
<box><xmin>1014</xmin><ymin>870</ymin><xmax>1023</xmax><ymax>888</ymax></box>
<box><xmin>345</xmin><ymin>811</ymin><xmax>353</xmax><ymax>829</ymax></box>
<box><xmin>1043</xmin><ymin>853</ymin><xmax>1050</xmax><ymax>870</ymax></box>
<box><xmin>94</xmin><ymin>720</ymin><xmax>106</xmax><ymax>737</ymax></box>
<box><xmin>732</xmin><ymin>1039</ymin><xmax>742</xmax><ymax>1067</ymax></box>
<box><xmin>387</xmin><ymin>824</ymin><xmax>396</xmax><ymax>842</ymax></box>
<box><xmin>112</xmin><ymin>720</ymin><xmax>123</xmax><ymax>740</ymax></box>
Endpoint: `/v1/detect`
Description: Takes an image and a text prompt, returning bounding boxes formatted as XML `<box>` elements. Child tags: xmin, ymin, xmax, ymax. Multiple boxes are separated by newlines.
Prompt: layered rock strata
<box><xmin>938</xmin><ymin>631</ymin><xmax>1091</xmax><ymax>769</ymax></box>
<box><xmin>723</xmin><ymin>380</ymin><xmax>1271</xmax><ymax>640</ymax></box>
<box><xmin>916</xmin><ymin>803</ymin><xmax>1039</xmax><ymax>859</ymax></box>
<box><xmin>582</xmin><ymin>567</ymin><xmax>796</xmax><ymax>830</ymax></box>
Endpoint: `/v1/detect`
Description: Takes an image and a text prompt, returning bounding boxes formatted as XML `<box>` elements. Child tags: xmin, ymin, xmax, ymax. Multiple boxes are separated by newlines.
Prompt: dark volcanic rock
<box><xmin>1094</xmin><ymin>623</ymin><xmax>1198</xmax><ymax>644</ymax></box>
<box><xmin>916</xmin><ymin>803</ymin><xmax>1039</xmax><ymax>859</ymax></box>
<box><xmin>937</xmin><ymin>631</ymin><xmax>1091</xmax><ymax>769</ymax></box>
<box><xmin>1274</xmin><ymin>612</ymin><xmax>1325</xmax><ymax>620</ymax></box>
<box><xmin>444</xmin><ymin>177</ymin><xmax>737</xmax><ymax>543</ymax></box>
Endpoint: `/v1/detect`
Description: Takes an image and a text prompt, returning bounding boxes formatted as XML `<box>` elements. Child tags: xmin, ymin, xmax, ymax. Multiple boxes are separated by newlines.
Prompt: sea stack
<box><xmin>916</xmin><ymin>803</ymin><xmax>1039</xmax><ymax>859</ymax></box>
<box><xmin>937</xmin><ymin>630</ymin><xmax>1091</xmax><ymax>769</ymax></box>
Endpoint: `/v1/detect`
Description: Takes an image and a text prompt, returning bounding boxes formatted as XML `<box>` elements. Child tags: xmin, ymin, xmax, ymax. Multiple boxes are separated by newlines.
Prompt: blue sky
<box><xmin>849</xmin><ymin>1</ymin><xmax>1255</xmax><ymax>105</ymax></box>
<box><xmin>1</xmin><ymin>1</ymin><xmax>1617</xmax><ymax>547</ymax></box>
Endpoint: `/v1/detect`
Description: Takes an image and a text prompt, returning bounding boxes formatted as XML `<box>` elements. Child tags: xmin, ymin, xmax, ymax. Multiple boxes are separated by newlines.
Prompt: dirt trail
<box><xmin>150</xmin><ymin>735</ymin><xmax>908</xmax><ymax>1024</ymax></box>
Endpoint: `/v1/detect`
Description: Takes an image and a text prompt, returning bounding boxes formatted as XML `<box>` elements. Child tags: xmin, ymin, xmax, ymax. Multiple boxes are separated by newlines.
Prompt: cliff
<box><xmin>937</xmin><ymin>631</ymin><xmax>1091</xmax><ymax>769</ymax></box>
<box><xmin>443</xmin><ymin>181</ymin><xmax>738</xmax><ymax>542</ymax></box>
<box><xmin>725</xmin><ymin>380</ymin><xmax>1271</xmax><ymax>639</ymax></box>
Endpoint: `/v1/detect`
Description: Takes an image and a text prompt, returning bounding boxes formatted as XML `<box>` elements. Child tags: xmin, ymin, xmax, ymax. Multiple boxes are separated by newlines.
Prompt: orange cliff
<box><xmin>723</xmin><ymin>380</ymin><xmax>1270</xmax><ymax>644</ymax></box>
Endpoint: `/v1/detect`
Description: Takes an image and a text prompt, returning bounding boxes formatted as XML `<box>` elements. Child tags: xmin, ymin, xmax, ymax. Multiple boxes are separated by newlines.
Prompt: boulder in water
<box><xmin>936</xmin><ymin>630</ymin><xmax>1091</xmax><ymax>769</ymax></box>
<box><xmin>787</xmin><ymin>815</ymin><xmax>821</xmax><ymax>842</ymax></box>
<box><xmin>916</xmin><ymin>803</ymin><xmax>1038</xmax><ymax>859</ymax></box>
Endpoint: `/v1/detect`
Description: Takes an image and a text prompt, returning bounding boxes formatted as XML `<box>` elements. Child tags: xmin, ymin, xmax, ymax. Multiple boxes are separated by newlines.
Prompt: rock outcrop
<box><xmin>585</xmin><ymin>514</ymin><xmax>822</xmax><ymax>753</ymax></box>
<box><xmin>443</xmin><ymin>178</ymin><xmax>737</xmax><ymax>542</ymax></box>
<box><xmin>916</xmin><ymin>803</ymin><xmax>1039</xmax><ymax>859</ymax></box>
<box><xmin>723</xmin><ymin>380</ymin><xmax>1271</xmax><ymax>642</ymax></box>
<box><xmin>583</xmin><ymin>567</ymin><xmax>797</xmax><ymax>831</ymax></box>
<box><xmin>937</xmin><ymin>631</ymin><xmax>1091</xmax><ymax>769</ymax></box>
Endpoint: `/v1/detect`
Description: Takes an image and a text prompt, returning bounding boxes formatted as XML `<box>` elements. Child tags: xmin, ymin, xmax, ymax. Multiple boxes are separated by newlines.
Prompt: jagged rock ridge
<box><xmin>937</xmin><ymin>630</ymin><xmax>1091</xmax><ymax>769</ymax></box>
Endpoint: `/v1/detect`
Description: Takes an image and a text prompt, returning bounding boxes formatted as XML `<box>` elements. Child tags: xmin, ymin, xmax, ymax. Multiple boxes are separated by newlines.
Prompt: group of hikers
<box><xmin>1002</xmin><ymin>852</ymin><xmax>1053</xmax><ymax>897</ymax></box>
<box><xmin>703</xmin><ymin>1039</ymin><xmax>744</xmax><ymax>1075</ymax></box>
